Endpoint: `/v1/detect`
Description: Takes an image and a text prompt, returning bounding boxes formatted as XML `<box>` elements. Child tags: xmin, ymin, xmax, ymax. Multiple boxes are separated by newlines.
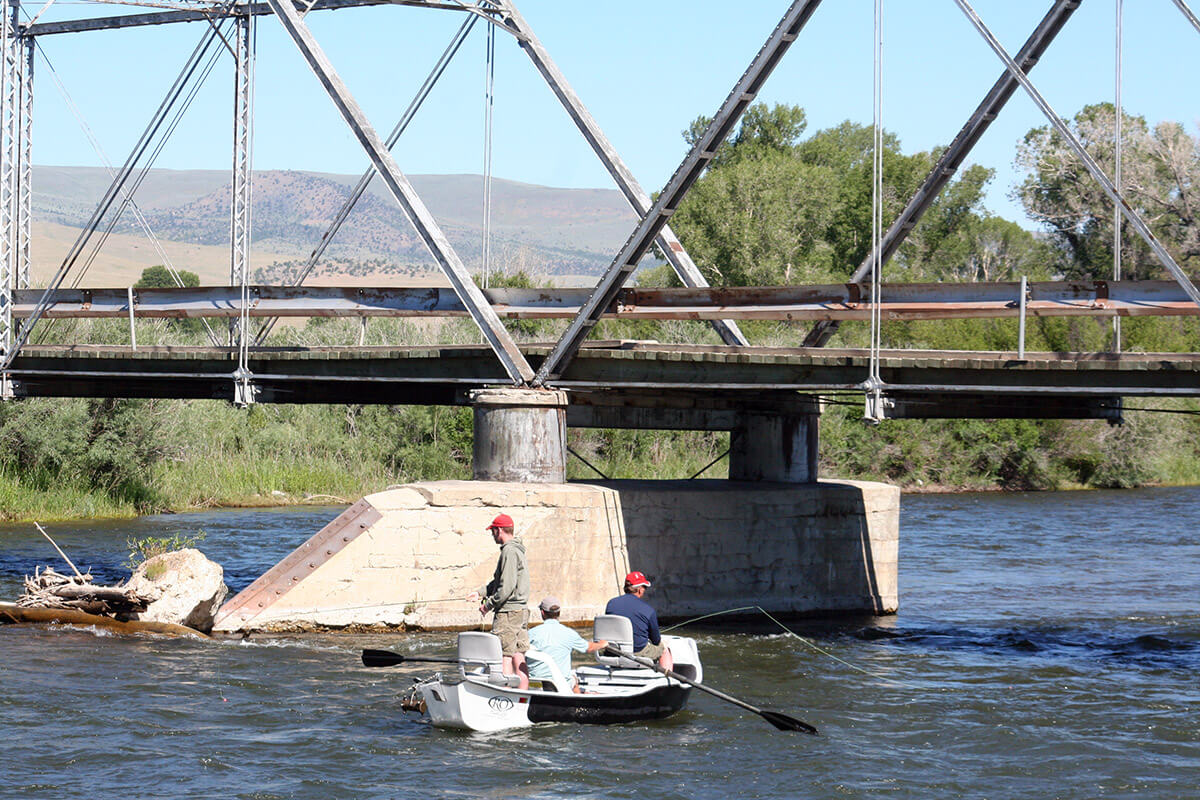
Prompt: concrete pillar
<box><xmin>729</xmin><ymin>409</ymin><xmax>819</xmax><ymax>483</ymax></box>
<box><xmin>471</xmin><ymin>388</ymin><xmax>568</xmax><ymax>483</ymax></box>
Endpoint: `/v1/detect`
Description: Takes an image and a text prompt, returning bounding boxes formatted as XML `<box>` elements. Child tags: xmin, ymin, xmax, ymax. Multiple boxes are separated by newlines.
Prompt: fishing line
<box><xmin>664</xmin><ymin>604</ymin><xmax>920</xmax><ymax>689</ymax></box>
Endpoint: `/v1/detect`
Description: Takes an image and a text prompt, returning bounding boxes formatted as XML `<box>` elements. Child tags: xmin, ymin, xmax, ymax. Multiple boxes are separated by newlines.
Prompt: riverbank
<box><xmin>2</xmin><ymin>395</ymin><xmax>1198</xmax><ymax>522</ymax></box>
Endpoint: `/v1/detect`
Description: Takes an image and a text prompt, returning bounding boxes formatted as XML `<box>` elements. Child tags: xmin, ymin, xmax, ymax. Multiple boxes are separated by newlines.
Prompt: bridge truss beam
<box><xmin>258</xmin><ymin>0</ymin><xmax>537</xmax><ymax>383</ymax></box>
<box><xmin>496</xmin><ymin>0</ymin><xmax>748</xmax><ymax>348</ymax></box>
<box><xmin>532</xmin><ymin>0</ymin><xmax>825</xmax><ymax>386</ymax></box>
<box><xmin>14</xmin><ymin>280</ymin><xmax>1200</xmax><ymax>323</ymax></box>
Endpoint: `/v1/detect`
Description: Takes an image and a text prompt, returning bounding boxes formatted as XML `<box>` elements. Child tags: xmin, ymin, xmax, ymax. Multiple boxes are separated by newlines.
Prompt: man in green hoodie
<box><xmin>467</xmin><ymin>513</ymin><xmax>530</xmax><ymax>689</ymax></box>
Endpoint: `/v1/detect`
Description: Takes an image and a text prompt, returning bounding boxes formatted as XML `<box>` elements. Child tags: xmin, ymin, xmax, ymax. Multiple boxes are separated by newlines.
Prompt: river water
<box><xmin>1</xmin><ymin>488</ymin><xmax>1197</xmax><ymax>799</ymax></box>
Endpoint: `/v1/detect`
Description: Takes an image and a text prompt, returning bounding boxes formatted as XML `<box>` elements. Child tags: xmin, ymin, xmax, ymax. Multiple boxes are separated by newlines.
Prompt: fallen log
<box><xmin>51</xmin><ymin>584</ymin><xmax>145</xmax><ymax>603</ymax></box>
<box><xmin>0</xmin><ymin>602</ymin><xmax>208</xmax><ymax>639</ymax></box>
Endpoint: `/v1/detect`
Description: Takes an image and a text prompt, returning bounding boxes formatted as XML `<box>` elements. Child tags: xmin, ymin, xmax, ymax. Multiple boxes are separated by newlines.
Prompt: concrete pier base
<box><xmin>213</xmin><ymin>478</ymin><xmax>898</xmax><ymax>634</ymax></box>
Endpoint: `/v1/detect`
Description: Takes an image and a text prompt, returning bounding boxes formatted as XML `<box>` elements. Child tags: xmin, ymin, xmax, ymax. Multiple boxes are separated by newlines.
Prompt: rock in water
<box><xmin>126</xmin><ymin>549</ymin><xmax>229</xmax><ymax>633</ymax></box>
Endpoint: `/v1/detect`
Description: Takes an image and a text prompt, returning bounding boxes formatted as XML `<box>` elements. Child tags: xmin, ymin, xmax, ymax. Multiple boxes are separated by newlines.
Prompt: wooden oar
<box><xmin>604</xmin><ymin>644</ymin><xmax>818</xmax><ymax>734</ymax></box>
<box><xmin>361</xmin><ymin>648</ymin><xmax>459</xmax><ymax>668</ymax></box>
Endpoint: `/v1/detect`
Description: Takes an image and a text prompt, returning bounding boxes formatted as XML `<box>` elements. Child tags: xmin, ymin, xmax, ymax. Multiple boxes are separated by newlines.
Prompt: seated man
<box><xmin>528</xmin><ymin>596</ymin><xmax>607</xmax><ymax>693</ymax></box>
<box><xmin>604</xmin><ymin>571</ymin><xmax>673</xmax><ymax>671</ymax></box>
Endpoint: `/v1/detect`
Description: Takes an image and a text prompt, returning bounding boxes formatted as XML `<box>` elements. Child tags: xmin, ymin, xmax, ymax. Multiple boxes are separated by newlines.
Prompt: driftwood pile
<box><xmin>18</xmin><ymin>567</ymin><xmax>152</xmax><ymax>616</ymax></box>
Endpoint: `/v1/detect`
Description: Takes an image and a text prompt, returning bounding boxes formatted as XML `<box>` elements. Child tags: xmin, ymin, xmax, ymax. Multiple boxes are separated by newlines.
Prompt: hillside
<box><xmin>30</xmin><ymin>166</ymin><xmax>640</xmax><ymax>286</ymax></box>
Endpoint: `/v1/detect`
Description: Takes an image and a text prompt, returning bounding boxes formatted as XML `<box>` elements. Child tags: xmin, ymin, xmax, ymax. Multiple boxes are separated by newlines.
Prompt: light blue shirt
<box><xmin>528</xmin><ymin>619</ymin><xmax>589</xmax><ymax>681</ymax></box>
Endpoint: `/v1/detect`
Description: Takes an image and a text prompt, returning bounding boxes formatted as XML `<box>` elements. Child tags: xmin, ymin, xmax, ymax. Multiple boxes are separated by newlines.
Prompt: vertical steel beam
<box><xmin>15</xmin><ymin>33</ymin><xmax>30</xmax><ymax>290</ymax></box>
<box><xmin>231</xmin><ymin>13</ymin><xmax>256</xmax><ymax>403</ymax></box>
<box><xmin>264</xmin><ymin>0</ymin><xmax>534</xmax><ymax>384</ymax></box>
<box><xmin>497</xmin><ymin>0</ymin><xmax>749</xmax><ymax>347</ymax></box>
<box><xmin>802</xmin><ymin>0</ymin><xmax>1081</xmax><ymax>347</ymax></box>
<box><xmin>955</xmin><ymin>0</ymin><xmax>1200</xmax><ymax>311</ymax></box>
<box><xmin>0</xmin><ymin>0</ymin><xmax>16</xmax><ymax>366</ymax></box>
<box><xmin>532</xmin><ymin>0</ymin><xmax>824</xmax><ymax>385</ymax></box>
<box><xmin>231</xmin><ymin>14</ymin><xmax>254</xmax><ymax>290</ymax></box>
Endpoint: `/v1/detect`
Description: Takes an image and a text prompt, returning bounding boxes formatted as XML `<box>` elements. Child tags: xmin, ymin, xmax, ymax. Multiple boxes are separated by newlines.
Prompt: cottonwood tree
<box><xmin>1016</xmin><ymin>102</ymin><xmax>1200</xmax><ymax>280</ymax></box>
<box><xmin>670</xmin><ymin>103</ymin><xmax>999</xmax><ymax>287</ymax></box>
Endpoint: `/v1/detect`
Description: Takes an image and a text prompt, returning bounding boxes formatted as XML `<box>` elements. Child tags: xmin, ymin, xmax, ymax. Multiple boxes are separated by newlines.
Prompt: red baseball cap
<box><xmin>624</xmin><ymin>571</ymin><xmax>651</xmax><ymax>588</ymax></box>
<box><xmin>487</xmin><ymin>513</ymin><xmax>514</xmax><ymax>530</ymax></box>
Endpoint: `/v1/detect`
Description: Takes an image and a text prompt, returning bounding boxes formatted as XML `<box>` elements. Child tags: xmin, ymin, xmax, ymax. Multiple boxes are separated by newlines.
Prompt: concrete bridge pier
<box><xmin>213</xmin><ymin>393</ymin><xmax>898</xmax><ymax>634</ymax></box>
<box><xmin>729</xmin><ymin>402</ymin><xmax>820</xmax><ymax>484</ymax></box>
<box><xmin>471</xmin><ymin>388</ymin><xmax>568</xmax><ymax>483</ymax></box>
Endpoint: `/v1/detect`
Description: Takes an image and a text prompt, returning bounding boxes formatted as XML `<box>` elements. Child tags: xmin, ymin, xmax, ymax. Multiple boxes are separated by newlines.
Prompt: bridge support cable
<box><xmin>864</xmin><ymin>0</ymin><xmax>886</xmax><ymax>424</ymax></box>
<box><xmin>1113</xmin><ymin>0</ymin><xmax>1123</xmax><ymax>353</ymax></box>
<box><xmin>531</xmin><ymin>0</ymin><xmax>825</xmax><ymax>386</ymax></box>
<box><xmin>955</xmin><ymin>0</ymin><xmax>1200</xmax><ymax>314</ymax></box>
<box><xmin>253</xmin><ymin>13</ymin><xmax>477</xmax><ymax>346</ymax></box>
<box><xmin>263</xmin><ymin>0</ymin><xmax>534</xmax><ymax>384</ymax></box>
<box><xmin>496</xmin><ymin>0</ymin><xmax>749</xmax><ymax>348</ymax></box>
<box><xmin>1</xmin><ymin>1</ymin><xmax>242</xmax><ymax>372</ymax></box>
<box><xmin>481</xmin><ymin>15</ymin><xmax>494</xmax><ymax>290</ymax></box>
<box><xmin>802</xmin><ymin>0</ymin><xmax>1081</xmax><ymax>348</ymax></box>
<box><xmin>232</xmin><ymin>12</ymin><xmax>256</xmax><ymax>404</ymax></box>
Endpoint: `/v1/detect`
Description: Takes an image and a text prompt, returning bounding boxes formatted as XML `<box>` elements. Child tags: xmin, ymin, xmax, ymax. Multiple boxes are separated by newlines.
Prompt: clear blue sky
<box><xmin>26</xmin><ymin>0</ymin><xmax>1200</xmax><ymax>226</ymax></box>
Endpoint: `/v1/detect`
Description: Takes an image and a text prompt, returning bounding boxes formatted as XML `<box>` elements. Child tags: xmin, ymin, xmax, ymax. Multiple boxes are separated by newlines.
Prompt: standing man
<box><xmin>466</xmin><ymin>513</ymin><xmax>530</xmax><ymax>689</ymax></box>
<box><xmin>605</xmin><ymin>571</ymin><xmax>673</xmax><ymax>671</ymax></box>
<box><xmin>528</xmin><ymin>596</ymin><xmax>608</xmax><ymax>692</ymax></box>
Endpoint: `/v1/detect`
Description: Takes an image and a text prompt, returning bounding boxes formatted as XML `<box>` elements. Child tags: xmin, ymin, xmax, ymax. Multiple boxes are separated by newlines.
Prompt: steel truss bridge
<box><xmin>2</xmin><ymin>0</ymin><xmax>1200</xmax><ymax>427</ymax></box>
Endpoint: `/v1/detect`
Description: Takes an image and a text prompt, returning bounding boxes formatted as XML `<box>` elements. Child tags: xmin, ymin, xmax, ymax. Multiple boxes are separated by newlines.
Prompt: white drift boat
<box><xmin>363</xmin><ymin>614</ymin><xmax>816</xmax><ymax>733</ymax></box>
<box><xmin>407</xmin><ymin>615</ymin><xmax>702</xmax><ymax>732</ymax></box>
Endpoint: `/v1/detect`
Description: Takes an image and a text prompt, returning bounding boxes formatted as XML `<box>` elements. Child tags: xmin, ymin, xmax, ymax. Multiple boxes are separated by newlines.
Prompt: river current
<box><xmin>1</xmin><ymin>488</ymin><xmax>1197</xmax><ymax>799</ymax></box>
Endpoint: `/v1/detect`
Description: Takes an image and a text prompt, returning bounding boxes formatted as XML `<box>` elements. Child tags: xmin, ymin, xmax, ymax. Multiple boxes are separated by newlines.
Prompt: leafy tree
<box><xmin>671</xmin><ymin>104</ymin><xmax>993</xmax><ymax>288</ymax></box>
<box><xmin>1015</xmin><ymin>103</ymin><xmax>1200</xmax><ymax>280</ymax></box>
<box><xmin>134</xmin><ymin>265</ymin><xmax>200</xmax><ymax>288</ymax></box>
<box><xmin>684</xmin><ymin>103</ymin><xmax>809</xmax><ymax>169</ymax></box>
<box><xmin>133</xmin><ymin>265</ymin><xmax>204</xmax><ymax>337</ymax></box>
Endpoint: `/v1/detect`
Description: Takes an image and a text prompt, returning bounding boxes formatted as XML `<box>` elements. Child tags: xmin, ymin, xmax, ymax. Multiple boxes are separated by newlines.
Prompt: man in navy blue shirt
<box><xmin>604</xmin><ymin>571</ymin><xmax>674</xmax><ymax>671</ymax></box>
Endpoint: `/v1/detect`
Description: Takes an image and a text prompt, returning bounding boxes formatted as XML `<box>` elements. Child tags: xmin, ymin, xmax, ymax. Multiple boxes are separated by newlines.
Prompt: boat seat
<box><xmin>524</xmin><ymin>647</ymin><xmax>573</xmax><ymax>694</ymax></box>
<box><xmin>593</xmin><ymin>614</ymin><xmax>639</xmax><ymax>668</ymax></box>
<box><xmin>456</xmin><ymin>631</ymin><xmax>519</xmax><ymax>687</ymax></box>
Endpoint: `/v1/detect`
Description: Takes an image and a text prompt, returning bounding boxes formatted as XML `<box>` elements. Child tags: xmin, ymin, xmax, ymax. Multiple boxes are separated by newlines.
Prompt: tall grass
<box><xmin>4</xmin><ymin>308</ymin><xmax>1200</xmax><ymax>521</ymax></box>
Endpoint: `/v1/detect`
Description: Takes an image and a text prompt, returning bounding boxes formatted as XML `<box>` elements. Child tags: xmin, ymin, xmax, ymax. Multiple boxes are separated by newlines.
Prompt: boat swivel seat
<box><xmin>456</xmin><ymin>631</ymin><xmax>519</xmax><ymax>687</ymax></box>
<box><xmin>593</xmin><ymin>614</ymin><xmax>638</xmax><ymax>668</ymax></box>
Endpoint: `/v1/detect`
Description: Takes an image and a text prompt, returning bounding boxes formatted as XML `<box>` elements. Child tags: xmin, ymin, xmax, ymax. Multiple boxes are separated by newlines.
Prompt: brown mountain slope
<box><xmin>32</xmin><ymin>166</ymin><xmax>640</xmax><ymax>278</ymax></box>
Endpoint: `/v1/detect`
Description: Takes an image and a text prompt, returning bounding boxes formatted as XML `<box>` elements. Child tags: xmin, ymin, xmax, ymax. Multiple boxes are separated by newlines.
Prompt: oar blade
<box><xmin>759</xmin><ymin>710</ymin><xmax>819</xmax><ymax>734</ymax></box>
<box><xmin>361</xmin><ymin>649</ymin><xmax>406</xmax><ymax>668</ymax></box>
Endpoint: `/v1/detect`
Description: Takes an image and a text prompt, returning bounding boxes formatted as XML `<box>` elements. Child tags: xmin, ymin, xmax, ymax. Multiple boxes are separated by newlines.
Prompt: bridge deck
<box><xmin>9</xmin><ymin>343</ymin><xmax>1199</xmax><ymax>421</ymax></box>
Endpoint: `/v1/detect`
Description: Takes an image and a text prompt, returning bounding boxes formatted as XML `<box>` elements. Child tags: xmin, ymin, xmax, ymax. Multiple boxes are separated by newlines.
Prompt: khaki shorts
<box><xmin>635</xmin><ymin>641</ymin><xmax>665</xmax><ymax>661</ymax></box>
<box><xmin>492</xmin><ymin>609</ymin><xmax>529</xmax><ymax>655</ymax></box>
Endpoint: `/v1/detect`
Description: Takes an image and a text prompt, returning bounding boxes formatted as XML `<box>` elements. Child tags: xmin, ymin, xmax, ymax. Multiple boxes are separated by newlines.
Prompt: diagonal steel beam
<box><xmin>803</xmin><ymin>0</ymin><xmax>1081</xmax><ymax>348</ymax></box>
<box><xmin>531</xmin><ymin>0</ymin><xmax>825</xmax><ymax>386</ymax></box>
<box><xmin>955</xmin><ymin>0</ymin><xmax>1200</xmax><ymax>312</ymax></box>
<box><xmin>254</xmin><ymin>12</ymin><xmax>477</xmax><ymax>345</ymax></box>
<box><xmin>1172</xmin><ymin>0</ymin><xmax>1200</xmax><ymax>34</ymax></box>
<box><xmin>497</xmin><ymin>0</ymin><xmax>748</xmax><ymax>347</ymax></box>
<box><xmin>263</xmin><ymin>0</ymin><xmax>534</xmax><ymax>383</ymax></box>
